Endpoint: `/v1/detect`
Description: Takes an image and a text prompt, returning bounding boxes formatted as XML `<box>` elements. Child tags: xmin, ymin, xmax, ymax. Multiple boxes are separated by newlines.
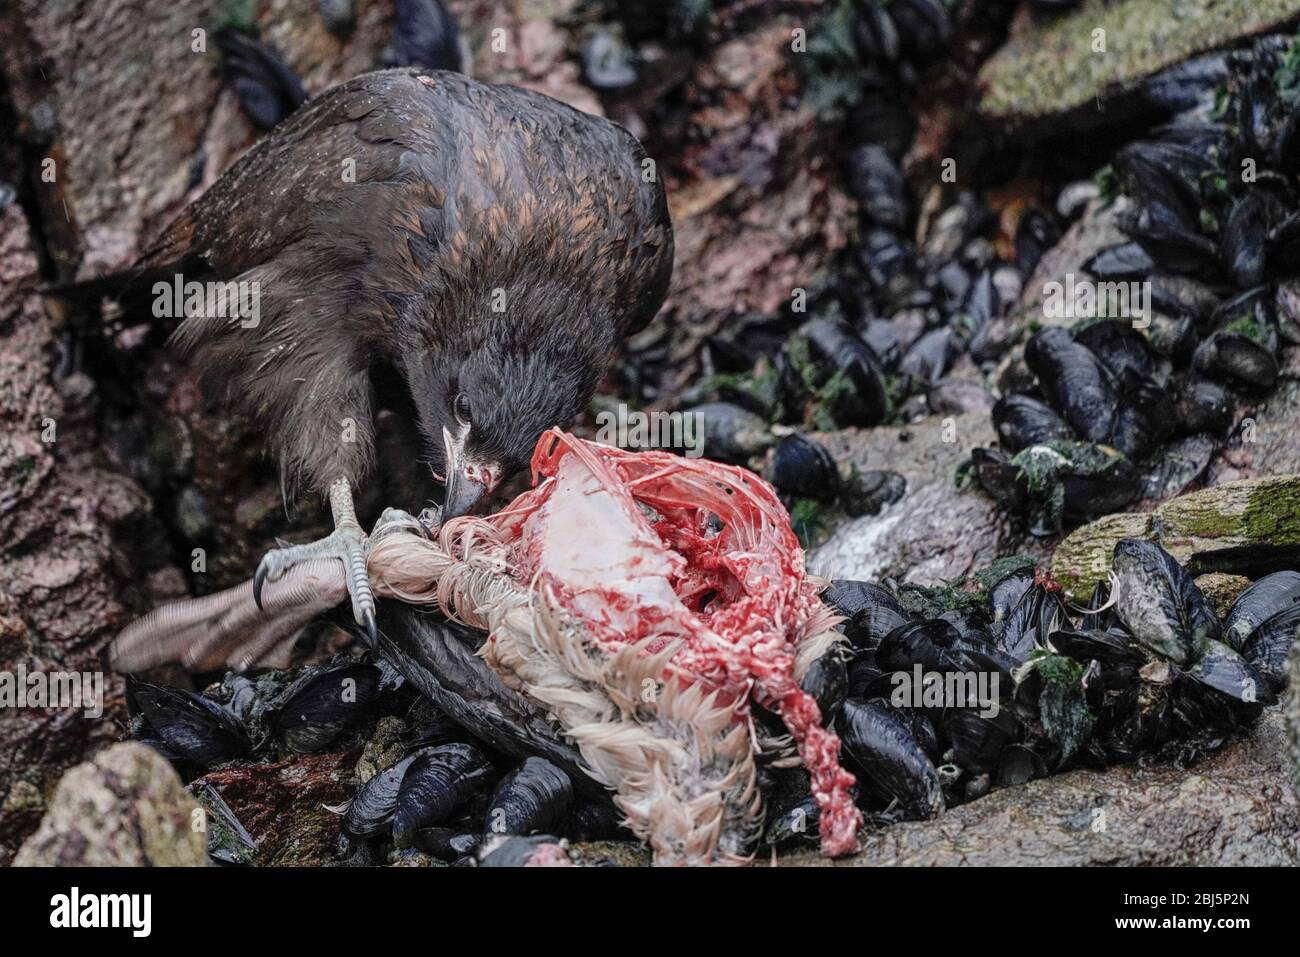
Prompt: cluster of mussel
<box><xmin>127</xmin><ymin>656</ymin><xmax>623</xmax><ymax>866</ymax></box>
<box><xmin>969</xmin><ymin>35</ymin><xmax>1300</xmax><ymax>532</ymax></box>
<box><xmin>128</xmin><ymin>539</ymin><xmax>1297</xmax><ymax>862</ymax></box>
<box><xmin>765</xmin><ymin>542</ymin><xmax>1298</xmax><ymax>847</ymax></box>
<box><xmin>671</xmin><ymin>2</ymin><xmax>1077</xmax><ymax>528</ymax></box>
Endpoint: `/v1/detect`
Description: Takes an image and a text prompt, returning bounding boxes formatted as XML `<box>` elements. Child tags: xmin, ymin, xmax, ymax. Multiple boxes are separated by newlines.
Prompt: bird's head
<box><xmin>399</xmin><ymin>299</ymin><xmax>612</xmax><ymax>518</ymax></box>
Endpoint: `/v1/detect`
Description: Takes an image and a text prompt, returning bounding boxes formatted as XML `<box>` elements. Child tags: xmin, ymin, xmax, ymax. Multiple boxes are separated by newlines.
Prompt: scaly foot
<box><xmin>253</xmin><ymin>477</ymin><xmax>378</xmax><ymax>644</ymax></box>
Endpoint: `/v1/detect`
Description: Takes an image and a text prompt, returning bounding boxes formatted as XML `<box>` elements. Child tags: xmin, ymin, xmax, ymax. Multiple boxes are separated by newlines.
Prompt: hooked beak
<box><xmin>440</xmin><ymin>426</ymin><xmax>497</xmax><ymax>519</ymax></box>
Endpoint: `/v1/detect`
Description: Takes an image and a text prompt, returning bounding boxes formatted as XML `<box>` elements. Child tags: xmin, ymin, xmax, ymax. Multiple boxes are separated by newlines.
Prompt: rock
<box><xmin>14</xmin><ymin>743</ymin><xmax>207</xmax><ymax>866</ymax></box>
<box><xmin>1015</xmin><ymin>196</ymin><xmax>1128</xmax><ymax>330</ymax></box>
<box><xmin>978</xmin><ymin>0</ymin><xmax>1300</xmax><ymax>132</ymax></box>
<box><xmin>0</xmin><ymin>199</ymin><xmax>150</xmax><ymax>863</ymax></box>
<box><xmin>809</xmin><ymin>412</ymin><xmax>1046</xmax><ymax>585</ymax></box>
<box><xmin>780</xmin><ymin>709</ymin><xmax>1300</xmax><ymax>866</ymax></box>
<box><xmin>192</xmin><ymin>748</ymin><xmax>357</xmax><ymax>865</ymax></box>
<box><xmin>1053</xmin><ymin>475</ymin><xmax>1300</xmax><ymax>597</ymax></box>
<box><xmin>1194</xmin><ymin>573</ymin><xmax>1252</xmax><ymax>619</ymax></box>
<box><xmin>1286</xmin><ymin>642</ymin><xmax>1300</xmax><ymax>799</ymax></box>
<box><xmin>626</xmin><ymin>19</ymin><xmax>857</xmax><ymax>400</ymax></box>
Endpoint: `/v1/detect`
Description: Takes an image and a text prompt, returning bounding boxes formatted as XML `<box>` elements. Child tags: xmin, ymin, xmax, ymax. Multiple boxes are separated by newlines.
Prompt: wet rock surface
<box><xmin>809</xmin><ymin>412</ymin><xmax>1046</xmax><ymax>585</ymax></box>
<box><xmin>978</xmin><ymin>0</ymin><xmax>1300</xmax><ymax>131</ymax></box>
<box><xmin>193</xmin><ymin>748</ymin><xmax>357</xmax><ymax>865</ymax></box>
<box><xmin>782</xmin><ymin>710</ymin><xmax>1300</xmax><ymax>867</ymax></box>
<box><xmin>14</xmin><ymin>742</ymin><xmax>206</xmax><ymax>866</ymax></box>
<box><xmin>1053</xmin><ymin>475</ymin><xmax>1300</xmax><ymax>597</ymax></box>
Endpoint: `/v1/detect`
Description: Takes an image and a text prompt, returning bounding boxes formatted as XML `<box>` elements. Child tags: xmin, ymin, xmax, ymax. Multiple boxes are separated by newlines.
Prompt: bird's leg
<box><xmin>253</xmin><ymin>477</ymin><xmax>377</xmax><ymax>643</ymax></box>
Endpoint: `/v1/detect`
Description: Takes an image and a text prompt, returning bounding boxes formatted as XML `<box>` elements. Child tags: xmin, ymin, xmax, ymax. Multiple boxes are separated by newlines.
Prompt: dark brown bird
<box><xmin>126</xmin><ymin>69</ymin><xmax>673</xmax><ymax>640</ymax></box>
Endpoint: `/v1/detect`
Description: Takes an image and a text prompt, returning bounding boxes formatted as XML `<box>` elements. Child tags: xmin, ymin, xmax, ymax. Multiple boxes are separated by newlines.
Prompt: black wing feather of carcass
<box><xmin>371</xmin><ymin>602</ymin><xmax>603</xmax><ymax>797</ymax></box>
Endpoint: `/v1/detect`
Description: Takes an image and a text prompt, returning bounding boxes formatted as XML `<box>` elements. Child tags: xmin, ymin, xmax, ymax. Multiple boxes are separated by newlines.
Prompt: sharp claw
<box><xmin>361</xmin><ymin>606</ymin><xmax>378</xmax><ymax>647</ymax></box>
<box><xmin>252</xmin><ymin>562</ymin><xmax>269</xmax><ymax>611</ymax></box>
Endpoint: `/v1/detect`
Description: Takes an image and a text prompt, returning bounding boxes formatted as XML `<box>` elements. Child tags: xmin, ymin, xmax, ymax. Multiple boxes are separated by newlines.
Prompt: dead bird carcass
<box><xmin>114</xmin><ymin>430</ymin><xmax>862</xmax><ymax>865</ymax></box>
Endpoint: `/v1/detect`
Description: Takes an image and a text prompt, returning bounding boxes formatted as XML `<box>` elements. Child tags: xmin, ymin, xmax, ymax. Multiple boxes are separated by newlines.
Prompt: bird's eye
<box><xmin>454</xmin><ymin>392</ymin><xmax>472</xmax><ymax>426</ymax></box>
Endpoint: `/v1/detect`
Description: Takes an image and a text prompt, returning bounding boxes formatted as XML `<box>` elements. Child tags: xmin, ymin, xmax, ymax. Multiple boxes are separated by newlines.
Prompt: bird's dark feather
<box><xmin>137</xmin><ymin>69</ymin><xmax>673</xmax><ymax>501</ymax></box>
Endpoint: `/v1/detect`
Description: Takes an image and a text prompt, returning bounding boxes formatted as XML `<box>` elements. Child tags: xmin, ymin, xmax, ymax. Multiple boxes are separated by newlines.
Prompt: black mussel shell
<box><xmin>994</xmin><ymin>744</ymin><xmax>1048</xmax><ymax>787</ymax></box>
<box><xmin>1275</xmin><ymin>281</ymin><xmax>1300</xmax><ymax>345</ymax></box>
<box><xmin>899</xmin><ymin>327</ymin><xmax>954</xmax><ymax>387</ymax></box>
<box><xmin>392</xmin><ymin>743</ymin><xmax>492</xmax><ymax>847</ymax></box>
<box><xmin>801</xmin><ymin>646</ymin><xmax>850</xmax><ymax>722</ymax></box>
<box><xmin>1237</xmin><ymin>597</ymin><xmax>1300</xmax><ymax>696</ymax></box>
<box><xmin>318</xmin><ymin>0</ymin><xmax>356</xmax><ymax>39</ymax></box>
<box><xmin>344</xmin><ymin>754</ymin><xmax>418</xmax><ymax>838</ymax></box>
<box><xmin>386</xmin><ymin>0</ymin><xmax>462</xmax><ymax>72</ymax></box>
<box><xmin>857</xmin><ymin>228</ymin><xmax>917</xmax><ymax>307</ymax></box>
<box><xmin>690</xmin><ymin>402</ymin><xmax>774</xmax><ymax>463</ymax></box>
<box><xmin>214</xmin><ymin>29</ymin><xmax>307</xmax><ymax>131</ymax></box>
<box><xmin>840</xmin><ymin>469</ymin><xmax>906</xmax><ymax>517</ymax></box>
<box><xmin>1119</xmin><ymin>201</ymin><xmax>1219</xmax><ymax>274</ymax></box>
<box><xmin>1222</xmin><ymin>571</ymin><xmax>1300</xmax><ymax>650</ymax></box>
<box><xmin>1142</xmin><ymin>52</ymin><xmax>1227</xmax><ymax>112</ymax></box>
<box><xmin>1015</xmin><ymin>211</ymin><xmax>1060</xmax><ymax>277</ymax></box>
<box><xmin>1049</xmin><ymin>627</ymin><xmax>1143</xmax><ymax>664</ymax></box>
<box><xmin>1172</xmin><ymin>377</ymin><xmax>1233</xmax><ymax>436</ymax></box>
<box><xmin>995</xmin><ymin>582</ymin><xmax>1066</xmax><ymax>663</ymax></box>
<box><xmin>1080</xmin><ymin>579</ymin><xmax>1113</xmax><ymax>631</ymax></box>
<box><xmin>764</xmin><ymin>796</ymin><xmax>820</xmax><ymax>847</ymax></box>
<box><xmin>838</xmin><ymin>699</ymin><xmax>944</xmax><ymax>819</ymax></box>
<box><xmin>1222</xmin><ymin>193</ymin><xmax>1271</xmax><ymax>288</ymax></box>
<box><xmin>1112</xmin><ymin>539</ymin><xmax>1220</xmax><ymax>666</ymax></box>
<box><xmin>849</xmin><ymin>92</ymin><xmax>916</xmax><ymax>158</ymax></box>
<box><xmin>563</xmin><ymin>799</ymin><xmax>626</xmax><ymax>842</ymax></box>
<box><xmin>854</xmin><ymin>2</ymin><xmax>900</xmax><ymax>62</ymax></box>
<box><xmin>1195</xmin><ymin>287</ymin><xmax>1280</xmax><ymax>391</ymax></box>
<box><xmin>1193</xmin><ymin>331</ymin><xmax>1279</xmax><ymax>392</ymax></box>
<box><xmin>1143</xmin><ymin>312</ymin><xmax>1198</xmax><ymax>363</ymax></box>
<box><xmin>989</xmin><ymin>568</ymin><xmax>1035</xmax><ymax>623</ymax></box>
<box><xmin>412</xmin><ymin>827</ymin><xmax>480</xmax><ymax>862</ymax></box>
<box><xmin>1074</xmin><ymin>320</ymin><xmax>1156</xmax><ymax>381</ymax></box>
<box><xmin>130</xmin><ymin>680</ymin><xmax>251</xmax><ymax>767</ymax></box>
<box><xmin>823</xmin><ymin>579</ymin><xmax>905</xmax><ymax>619</ymax></box>
<box><xmin>272</xmin><ymin>663</ymin><xmax>381</xmax><ymax>752</ymax></box>
<box><xmin>1055</xmin><ymin>442</ymin><xmax>1142</xmax><ymax>519</ymax></box>
<box><xmin>485</xmin><ymin>757</ymin><xmax>573</xmax><ymax>837</ymax></box>
<box><xmin>992</xmin><ymin>394</ymin><xmax>1071</xmax><ymax>454</ymax></box>
<box><xmin>892</xmin><ymin>0</ymin><xmax>951</xmax><ymax>62</ymax></box>
<box><xmin>847</xmin><ymin>653</ymin><xmax>886</xmax><ymax>699</ymax></box>
<box><xmin>876</xmin><ymin>619</ymin><xmax>961</xmax><ymax>673</ymax></box>
<box><xmin>1149</xmin><ymin>276</ymin><xmax>1221</xmax><ymax>325</ymax></box>
<box><xmin>860</xmin><ymin>318</ymin><xmax>902</xmax><ymax>368</ymax></box>
<box><xmin>1139</xmin><ymin>433</ymin><xmax>1216</xmax><ymax>502</ymax></box>
<box><xmin>1085</xmin><ymin>242</ymin><xmax>1155</xmax><ymax>280</ymax></box>
<box><xmin>1109</xmin><ymin>367</ymin><xmax>1175</xmax><ymax>462</ymax></box>
<box><xmin>1113</xmin><ymin>136</ymin><xmax>1221</xmax><ymax>271</ymax></box>
<box><xmin>1024</xmin><ymin>328</ymin><xmax>1117</xmax><ymax>445</ymax></box>
<box><xmin>945</xmin><ymin>707</ymin><xmax>1020</xmax><ymax>775</ymax></box>
<box><xmin>848</xmin><ymin>144</ymin><xmax>908</xmax><ymax>230</ymax></box>
<box><xmin>799</xmin><ymin>318</ymin><xmax>891</xmax><ymax>426</ymax></box>
<box><xmin>766</xmin><ymin>435</ymin><xmax>840</xmax><ymax>501</ymax></box>
<box><xmin>1060</xmin><ymin>444</ymin><xmax>1144</xmax><ymax>512</ymax></box>
<box><xmin>967</xmin><ymin>446</ymin><xmax>1029</xmax><ymax>513</ymax></box>
<box><xmin>962</xmin><ymin>270</ymin><xmax>998</xmax><ymax>332</ymax></box>
<box><xmin>1185</xmin><ymin>640</ymin><xmax>1273</xmax><ymax>705</ymax></box>
<box><xmin>1268</xmin><ymin>206</ymin><xmax>1300</xmax><ymax>275</ymax></box>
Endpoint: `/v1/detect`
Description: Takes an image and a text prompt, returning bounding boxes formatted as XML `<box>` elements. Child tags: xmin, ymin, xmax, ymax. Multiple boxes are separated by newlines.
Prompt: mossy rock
<box><xmin>978</xmin><ymin>0</ymin><xmax>1300</xmax><ymax>130</ymax></box>
<box><xmin>1052</xmin><ymin>474</ymin><xmax>1300</xmax><ymax>598</ymax></box>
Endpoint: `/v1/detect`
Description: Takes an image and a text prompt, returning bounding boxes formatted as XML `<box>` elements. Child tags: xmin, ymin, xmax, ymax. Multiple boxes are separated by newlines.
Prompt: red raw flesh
<box><xmin>486</xmin><ymin>430</ymin><xmax>862</xmax><ymax>857</ymax></box>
